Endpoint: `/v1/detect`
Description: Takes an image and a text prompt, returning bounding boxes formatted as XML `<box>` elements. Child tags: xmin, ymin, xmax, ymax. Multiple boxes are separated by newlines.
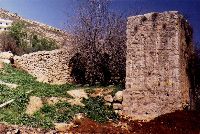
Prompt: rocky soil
<box><xmin>0</xmin><ymin>110</ymin><xmax>200</xmax><ymax>134</ymax></box>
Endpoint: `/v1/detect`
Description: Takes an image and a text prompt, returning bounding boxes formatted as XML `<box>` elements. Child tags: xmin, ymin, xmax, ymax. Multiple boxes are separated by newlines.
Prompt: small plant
<box><xmin>83</xmin><ymin>97</ymin><xmax>119</xmax><ymax>123</ymax></box>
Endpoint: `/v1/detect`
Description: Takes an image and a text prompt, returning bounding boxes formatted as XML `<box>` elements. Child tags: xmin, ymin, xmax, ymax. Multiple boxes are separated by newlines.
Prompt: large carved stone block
<box><xmin>123</xmin><ymin>11</ymin><xmax>193</xmax><ymax>121</ymax></box>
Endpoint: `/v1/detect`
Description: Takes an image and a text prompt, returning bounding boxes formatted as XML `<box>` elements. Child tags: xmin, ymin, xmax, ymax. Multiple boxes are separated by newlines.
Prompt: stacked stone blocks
<box><xmin>123</xmin><ymin>11</ymin><xmax>193</xmax><ymax>120</ymax></box>
<box><xmin>14</xmin><ymin>49</ymin><xmax>74</xmax><ymax>85</ymax></box>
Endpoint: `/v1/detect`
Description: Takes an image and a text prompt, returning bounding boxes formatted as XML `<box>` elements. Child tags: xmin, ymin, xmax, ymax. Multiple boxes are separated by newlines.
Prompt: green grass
<box><xmin>0</xmin><ymin>64</ymin><xmax>119</xmax><ymax>128</ymax></box>
<box><xmin>83</xmin><ymin>97</ymin><xmax>119</xmax><ymax>122</ymax></box>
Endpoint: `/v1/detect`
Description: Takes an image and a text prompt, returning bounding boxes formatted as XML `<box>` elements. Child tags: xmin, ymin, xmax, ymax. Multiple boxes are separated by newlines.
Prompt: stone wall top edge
<box><xmin>127</xmin><ymin>11</ymin><xmax>181</xmax><ymax>20</ymax></box>
<box><xmin>13</xmin><ymin>49</ymin><xmax>68</xmax><ymax>58</ymax></box>
<box><xmin>128</xmin><ymin>11</ymin><xmax>180</xmax><ymax>19</ymax></box>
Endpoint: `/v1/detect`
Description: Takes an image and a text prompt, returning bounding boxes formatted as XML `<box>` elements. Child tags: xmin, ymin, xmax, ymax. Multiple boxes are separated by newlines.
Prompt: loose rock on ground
<box><xmin>25</xmin><ymin>96</ymin><xmax>43</xmax><ymax>115</ymax></box>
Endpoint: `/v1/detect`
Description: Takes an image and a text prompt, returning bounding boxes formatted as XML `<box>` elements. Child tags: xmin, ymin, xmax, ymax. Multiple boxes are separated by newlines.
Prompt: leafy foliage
<box><xmin>0</xmin><ymin>31</ymin><xmax>20</xmax><ymax>54</ymax></box>
<box><xmin>31</xmin><ymin>34</ymin><xmax>57</xmax><ymax>52</ymax></box>
<box><xmin>9</xmin><ymin>22</ymin><xmax>31</xmax><ymax>55</ymax></box>
<box><xmin>0</xmin><ymin>22</ymin><xmax>58</xmax><ymax>55</ymax></box>
<box><xmin>83</xmin><ymin>97</ymin><xmax>118</xmax><ymax>123</ymax></box>
<box><xmin>9</xmin><ymin>22</ymin><xmax>27</xmax><ymax>45</ymax></box>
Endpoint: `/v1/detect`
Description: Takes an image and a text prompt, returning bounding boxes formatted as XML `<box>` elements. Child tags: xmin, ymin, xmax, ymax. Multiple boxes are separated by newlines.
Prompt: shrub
<box><xmin>31</xmin><ymin>34</ymin><xmax>57</xmax><ymax>52</ymax></box>
<box><xmin>0</xmin><ymin>21</ymin><xmax>58</xmax><ymax>55</ymax></box>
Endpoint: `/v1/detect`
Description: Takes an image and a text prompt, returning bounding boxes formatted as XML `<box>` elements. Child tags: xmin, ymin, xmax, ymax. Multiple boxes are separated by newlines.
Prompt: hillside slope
<box><xmin>0</xmin><ymin>8</ymin><xmax>72</xmax><ymax>46</ymax></box>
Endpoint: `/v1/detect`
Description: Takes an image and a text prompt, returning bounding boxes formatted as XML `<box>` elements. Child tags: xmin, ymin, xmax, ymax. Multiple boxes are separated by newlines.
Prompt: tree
<box><xmin>9</xmin><ymin>22</ymin><xmax>29</xmax><ymax>55</ymax></box>
<box><xmin>69</xmin><ymin>53</ymin><xmax>86</xmax><ymax>85</ymax></box>
<box><xmin>190</xmin><ymin>42</ymin><xmax>200</xmax><ymax>110</ymax></box>
<box><xmin>0</xmin><ymin>32</ymin><xmax>22</xmax><ymax>55</ymax></box>
<box><xmin>70</xmin><ymin>0</ymin><xmax>126</xmax><ymax>86</ymax></box>
<box><xmin>0</xmin><ymin>22</ymin><xmax>58</xmax><ymax>55</ymax></box>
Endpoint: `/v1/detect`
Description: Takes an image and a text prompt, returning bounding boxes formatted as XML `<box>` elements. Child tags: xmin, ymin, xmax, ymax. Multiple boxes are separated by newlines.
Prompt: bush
<box><xmin>0</xmin><ymin>32</ymin><xmax>20</xmax><ymax>54</ymax></box>
<box><xmin>31</xmin><ymin>34</ymin><xmax>57</xmax><ymax>52</ymax></box>
<box><xmin>0</xmin><ymin>21</ymin><xmax>58</xmax><ymax>55</ymax></box>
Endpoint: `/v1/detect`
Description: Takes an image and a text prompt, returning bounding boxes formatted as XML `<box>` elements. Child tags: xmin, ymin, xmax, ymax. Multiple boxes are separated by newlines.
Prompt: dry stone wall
<box><xmin>123</xmin><ymin>11</ymin><xmax>193</xmax><ymax>121</ymax></box>
<box><xmin>14</xmin><ymin>49</ymin><xmax>74</xmax><ymax>84</ymax></box>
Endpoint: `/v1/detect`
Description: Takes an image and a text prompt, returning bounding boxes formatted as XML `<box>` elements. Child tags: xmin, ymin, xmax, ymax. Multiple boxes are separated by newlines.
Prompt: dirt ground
<box><xmin>69</xmin><ymin>110</ymin><xmax>200</xmax><ymax>134</ymax></box>
<box><xmin>0</xmin><ymin>110</ymin><xmax>200</xmax><ymax>134</ymax></box>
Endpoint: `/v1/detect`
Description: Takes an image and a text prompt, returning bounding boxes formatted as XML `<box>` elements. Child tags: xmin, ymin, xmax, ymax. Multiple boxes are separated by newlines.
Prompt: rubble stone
<box><xmin>113</xmin><ymin>103</ymin><xmax>122</xmax><ymax>110</ymax></box>
<box><xmin>0</xmin><ymin>52</ymin><xmax>13</xmax><ymax>59</ymax></box>
<box><xmin>0</xmin><ymin>59</ymin><xmax>10</xmax><ymax>64</ymax></box>
<box><xmin>54</xmin><ymin>123</ymin><xmax>74</xmax><ymax>132</ymax></box>
<box><xmin>113</xmin><ymin>91</ymin><xmax>123</xmax><ymax>102</ymax></box>
<box><xmin>0</xmin><ymin>61</ymin><xmax>4</xmax><ymax>69</ymax></box>
<box><xmin>67</xmin><ymin>89</ymin><xmax>88</xmax><ymax>99</ymax></box>
<box><xmin>0</xmin><ymin>80</ymin><xmax>18</xmax><ymax>89</ymax></box>
<box><xmin>14</xmin><ymin>49</ymin><xmax>74</xmax><ymax>85</ymax></box>
<box><xmin>26</xmin><ymin>96</ymin><xmax>43</xmax><ymax>115</ymax></box>
<box><xmin>104</xmin><ymin>95</ymin><xmax>113</xmax><ymax>103</ymax></box>
<box><xmin>114</xmin><ymin>110</ymin><xmax>123</xmax><ymax>116</ymax></box>
<box><xmin>104</xmin><ymin>102</ymin><xmax>112</xmax><ymax>106</ymax></box>
<box><xmin>46</xmin><ymin>97</ymin><xmax>68</xmax><ymax>105</ymax></box>
<box><xmin>67</xmin><ymin>98</ymin><xmax>85</xmax><ymax>107</ymax></box>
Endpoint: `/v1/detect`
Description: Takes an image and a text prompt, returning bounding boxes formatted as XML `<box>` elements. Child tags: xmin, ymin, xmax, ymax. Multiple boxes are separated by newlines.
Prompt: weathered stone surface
<box><xmin>0</xmin><ymin>59</ymin><xmax>10</xmax><ymax>64</ymax></box>
<box><xmin>46</xmin><ymin>97</ymin><xmax>68</xmax><ymax>105</ymax></box>
<box><xmin>73</xmin><ymin>113</ymin><xmax>84</xmax><ymax>125</ymax></box>
<box><xmin>113</xmin><ymin>103</ymin><xmax>122</xmax><ymax>110</ymax></box>
<box><xmin>0</xmin><ymin>51</ymin><xmax>13</xmax><ymax>64</ymax></box>
<box><xmin>54</xmin><ymin>122</ymin><xmax>74</xmax><ymax>132</ymax></box>
<box><xmin>123</xmin><ymin>11</ymin><xmax>193</xmax><ymax>121</ymax></box>
<box><xmin>0</xmin><ymin>80</ymin><xmax>18</xmax><ymax>89</ymax></box>
<box><xmin>67</xmin><ymin>98</ymin><xmax>85</xmax><ymax>107</ymax></box>
<box><xmin>0</xmin><ymin>52</ymin><xmax>13</xmax><ymax>59</ymax></box>
<box><xmin>67</xmin><ymin>89</ymin><xmax>88</xmax><ymax>99</ymax></box>
<box><xmin>89</xmin><ymin>88</ymin><xmax>113</xmax><ymax>97</ymax></box>
<box><xmin>104</xmin><ymin>95</ymin><xmax>113</xmax><ymax>103</ymax></box>
<box><xmin>104</xmin><ymin>102</ymin><xmax>112</xmax><ymax>106</ymax></box>
<box><xmin>114</xmin><ymin>110</ymin><xmax>123</xmax><ymax>116</ymax></box>
<box><xmin>0</xmin><ymin>61</ymin><xmax>4</xmax><ymax>69</ymax></box>
<box><xmin>114</xmin><ymin>91</ymin><xmax>123</xmax><ymax>102</ymax></box>
<box><xmin>26</xmin><ymin>96</ymin><xmax>43</xmax><ymax>115</ymax></box>
<box><xmin>14</xmin><ymin>49</ymin><xmax>74</xmax><ymax>84</ymax></box>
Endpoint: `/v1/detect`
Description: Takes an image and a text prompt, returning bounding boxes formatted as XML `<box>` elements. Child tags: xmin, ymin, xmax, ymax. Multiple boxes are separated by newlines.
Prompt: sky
<box><xmin>0</xmin><ymin>0</ymin><xmax>200</xmax><ymax>42</ymax></box>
